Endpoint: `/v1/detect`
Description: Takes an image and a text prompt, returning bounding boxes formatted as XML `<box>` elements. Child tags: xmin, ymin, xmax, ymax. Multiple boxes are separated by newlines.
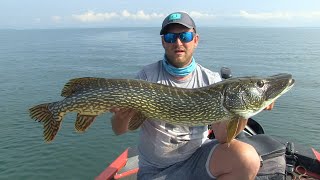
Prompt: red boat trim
<box><xmin>95</xmin><ymin>148</ymin><xmax>129</xmax><ymax>180</ymax></box>
<box><xmin>312</xmin><ymin>148</ymin><xmax>320</xmax><ymax>162</ymax></box>
<box><xmin>114</xmin><ymin>168</ymin><xmax>139</xmax><ymax>179</ymax></box>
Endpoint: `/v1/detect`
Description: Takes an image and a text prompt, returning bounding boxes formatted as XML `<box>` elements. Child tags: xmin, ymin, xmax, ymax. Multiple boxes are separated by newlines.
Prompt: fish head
<box><xmin>222</xmin><ymin>73</ymin><xmax>295</xmax><ymax>119</ymax></box>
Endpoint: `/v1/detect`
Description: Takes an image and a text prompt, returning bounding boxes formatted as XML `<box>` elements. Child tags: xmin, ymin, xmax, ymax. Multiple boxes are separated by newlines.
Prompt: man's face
<box><xmin>162</xmin><ymin>24</ymin><xmax>199</xmax><ymax>68</ymax></box>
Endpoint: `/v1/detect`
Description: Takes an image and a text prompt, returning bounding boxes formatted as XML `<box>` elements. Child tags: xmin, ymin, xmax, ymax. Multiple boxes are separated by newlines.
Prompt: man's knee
<box><xmin>236</xmin><ymin>141</ymin><xmax>260</xmax><ymax>176</ymax></box>
<box><xmin>209</xmin><ymin>140</ymin><xmax>260</xmax><ymax>178</ymax></box>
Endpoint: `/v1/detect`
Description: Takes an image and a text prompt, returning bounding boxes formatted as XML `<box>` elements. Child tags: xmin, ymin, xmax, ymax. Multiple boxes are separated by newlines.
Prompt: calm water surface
<box><xmin>0</xmin><ymin>27</ymin><xmax>319</xmax><ymax>179</ymax></box>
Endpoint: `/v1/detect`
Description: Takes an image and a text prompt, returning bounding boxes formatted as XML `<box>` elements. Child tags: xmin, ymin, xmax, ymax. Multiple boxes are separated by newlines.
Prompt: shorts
<box><xmin>137</xmin><ymin>139</ymin><xmax>219</xmax><ymax>180</ymax></box>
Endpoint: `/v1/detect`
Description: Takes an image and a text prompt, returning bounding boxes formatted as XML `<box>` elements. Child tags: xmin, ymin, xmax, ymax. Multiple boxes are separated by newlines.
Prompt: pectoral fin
<box><xmin>128</xmin><ymin>111</ymin><xmax>147</xmax><ymax>130</ymax></box>
<box><xmin>226</xmin><ymin>118</ymin><xmax>247</xmax><ymax>145</ymax></box>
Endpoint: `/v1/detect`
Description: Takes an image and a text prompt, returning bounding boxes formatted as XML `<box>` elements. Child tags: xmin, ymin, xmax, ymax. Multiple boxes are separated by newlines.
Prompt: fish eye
<box><xmin>256</xmin><ymin>80</ymin><xmax>264</xmax><ymax>88</ymax></box>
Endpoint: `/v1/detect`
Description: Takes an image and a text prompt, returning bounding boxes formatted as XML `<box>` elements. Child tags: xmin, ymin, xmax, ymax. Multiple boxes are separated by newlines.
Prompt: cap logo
<box><xmin>168</xmin><ymin>13</ymin><xmax>181</xmax><ymax>21</ymax></box>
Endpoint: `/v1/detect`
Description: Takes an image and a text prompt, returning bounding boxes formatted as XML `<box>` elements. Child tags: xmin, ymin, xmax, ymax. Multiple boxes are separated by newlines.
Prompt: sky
<box><xmin>1</xmin><ymin>0</ymin><xmax>320</xmax><ymax>29</ymax></box>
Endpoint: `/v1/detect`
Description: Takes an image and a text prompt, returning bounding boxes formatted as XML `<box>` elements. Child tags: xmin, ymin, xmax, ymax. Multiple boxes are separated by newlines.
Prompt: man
<box><xmin>111</xmin><ymin>12</ymin><xmax>272</xmax><ymax>179</ymax></box>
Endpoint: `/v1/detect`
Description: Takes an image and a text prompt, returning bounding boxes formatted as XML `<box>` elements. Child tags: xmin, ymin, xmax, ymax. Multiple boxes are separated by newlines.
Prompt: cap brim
<box><xmin>160</xmin><ymin>22</ymin><xmax>194</xmax><ymax>35</ymax></box>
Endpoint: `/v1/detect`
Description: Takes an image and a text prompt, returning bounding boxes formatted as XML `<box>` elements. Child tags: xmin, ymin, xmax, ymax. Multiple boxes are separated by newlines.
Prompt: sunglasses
<box><xmin>162</xmin><ymin>32</ymin><xmax>195</xmax><ymax>43</ymax></box>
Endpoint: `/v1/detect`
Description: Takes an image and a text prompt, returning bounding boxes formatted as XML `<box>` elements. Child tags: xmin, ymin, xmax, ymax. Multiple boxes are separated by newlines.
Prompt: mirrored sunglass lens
<box><xmin>164</xmin><ymin>33</ymin><xmax>177</xmax><ymax>43</ymax></box>
<box><xmin>180</xmin><ymin>32</ymin><xmax>193</xmax><ymax>42</ymax></box>
<box><xmin>163</xmin><ymin>32</ymin><xmax>194</xmax><ymax>43</ymax></box>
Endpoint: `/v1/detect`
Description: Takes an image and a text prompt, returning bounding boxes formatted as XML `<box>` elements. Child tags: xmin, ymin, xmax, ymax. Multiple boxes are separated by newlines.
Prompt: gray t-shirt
<box><xmin>136</xmin><ymin>60</ymin><xmax>221</xmax><ymax>168</ymax></box>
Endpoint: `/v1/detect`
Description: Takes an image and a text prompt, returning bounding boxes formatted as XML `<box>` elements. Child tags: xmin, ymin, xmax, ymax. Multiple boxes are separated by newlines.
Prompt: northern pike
<box><xmin>29</xmin><ymin>73</ymin><xmax>295</xmax><ymax>143</ymax></box>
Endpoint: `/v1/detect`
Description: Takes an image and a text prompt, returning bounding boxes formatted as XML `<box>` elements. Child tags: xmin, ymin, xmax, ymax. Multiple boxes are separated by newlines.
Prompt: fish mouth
<box><xmin>288</xmin><ymin>78</ymin><xmax>295</xmax><ymax>87</ymax></box>
<box><xmin>271</xmin><ymin>73</ymin><xmax>295</xmax><ymax>84</ymax></box>
<box><xmin>265</xmin><ymin>73</ymin><xmax>295</xmax><ymax>100</ymax></box>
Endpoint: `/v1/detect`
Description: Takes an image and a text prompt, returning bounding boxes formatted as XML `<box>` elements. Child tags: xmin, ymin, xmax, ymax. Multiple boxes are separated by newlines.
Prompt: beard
<box><xmin>165</xmin><ymin>51</ymin><xmax>193</xmax><ymax>68</ymax></box>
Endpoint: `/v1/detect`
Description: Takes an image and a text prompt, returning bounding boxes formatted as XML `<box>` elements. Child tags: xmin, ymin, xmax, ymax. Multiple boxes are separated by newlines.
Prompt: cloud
<box><xmin>120</xmin><ymin>10</ymin><xmax>164</xmax><ymax>20</ymax></box>
<box><xmin>189</xmin><ymin>11</ymin><xmax>216</xmax><ymax>19</ymax></box>
<box><xmin>34</xmin><ymin>18</ymin><xmax>41</xmax><ymax>23</ymax></box>
<box><xmin>71</xmin><ymin>10</ymin><xmax>218</xmax><ymax>23</ymax></box>
<box><xmin>72</xmin><ymin>10</ymin><xmax>164</xmax><ymax>22</ymax></box>
<box><xmin>72</xmin><ymin>11</ymin><xmax>118</xmax><ymax>22</ymax></box>
<box><xmin>239</xmin><ymin>10</ymin><xmax>320</xmax><ymax>20</ymax></box>
<box><xmin>67</xmin><ymin>10</ymin><xmax>320</xmax><ymax>26</ymax></box>
<box><xmin>52</xmin><ymin>16</ymin><xmax>62</xmax><ymax>22</ymax></box>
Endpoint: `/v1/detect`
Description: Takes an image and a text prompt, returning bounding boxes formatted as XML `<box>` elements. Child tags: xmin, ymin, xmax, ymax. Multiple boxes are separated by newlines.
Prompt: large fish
<box><xmin>29</xmin><ymin>73</ymin><xmax>295</xmax><ymax>143</ymax></box>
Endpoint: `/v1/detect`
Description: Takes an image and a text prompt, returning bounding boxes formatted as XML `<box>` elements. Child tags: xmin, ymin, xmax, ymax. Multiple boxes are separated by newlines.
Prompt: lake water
<box><xmin>1</xmin><ymin>27</ymin><xmax>319</xmax><ymax>179</ymax></box>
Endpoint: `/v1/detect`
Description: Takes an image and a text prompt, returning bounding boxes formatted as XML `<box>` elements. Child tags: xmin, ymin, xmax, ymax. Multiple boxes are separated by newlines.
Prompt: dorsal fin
<box><xmin>61</xmin><ymin>77</ymin><xmax>109</xmax><ymax>97</ymax></box>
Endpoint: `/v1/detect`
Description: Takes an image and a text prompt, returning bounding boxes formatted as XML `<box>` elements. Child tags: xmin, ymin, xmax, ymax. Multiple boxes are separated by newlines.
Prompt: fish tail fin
<box><xmin>29</xmin><ymin>103</ymin><xmax>61</xmax><ymax>142</ymax></box>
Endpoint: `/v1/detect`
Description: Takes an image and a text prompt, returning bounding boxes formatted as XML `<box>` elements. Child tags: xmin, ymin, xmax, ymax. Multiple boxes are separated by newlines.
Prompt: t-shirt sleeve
<box><xmin>199</xmin><ymin>65</ymin><xmax>222</xmax><ymax>85</ymax></box>
<box><xmin>135</xmin><ymin>60</ymin><xmax>162</xmax><ymax>81</ymax></box>
<box><xmin>135</xmin><ymin>69</ymin><xmax>147</xmax><ymax>80</ymax></box>
<box><xmin>208</xmin><ymin>71</ymin><xmax>222</xmax><ymax>84</ymax></box>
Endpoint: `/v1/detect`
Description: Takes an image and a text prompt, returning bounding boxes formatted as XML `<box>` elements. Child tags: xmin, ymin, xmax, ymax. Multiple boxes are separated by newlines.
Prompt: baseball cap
<box><xmin>160</xmin><ymin>12</ymin><xmax>196</xmax><ymax>35</ymax></box>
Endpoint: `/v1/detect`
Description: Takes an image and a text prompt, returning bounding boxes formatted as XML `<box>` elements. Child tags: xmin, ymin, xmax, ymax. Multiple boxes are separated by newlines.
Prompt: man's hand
<box><xmin>264</xmin><ymin>102</ymin><xmax>275</xmax><ymax>110</ymax></box>
<box><xmin>110</xmin><ymin>108</ymin><xmax>136</xmax><ymax>135</ymax></box>
<box><xmin>110</xmin><ymin>107</ymin><xmax>136</xmax><ymax>122</ymax></box>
